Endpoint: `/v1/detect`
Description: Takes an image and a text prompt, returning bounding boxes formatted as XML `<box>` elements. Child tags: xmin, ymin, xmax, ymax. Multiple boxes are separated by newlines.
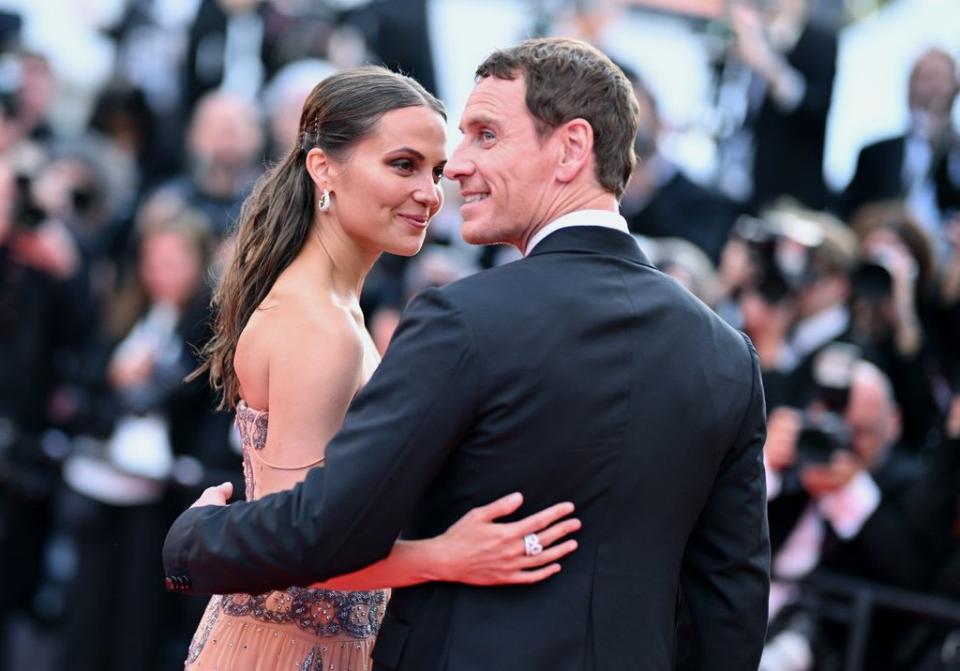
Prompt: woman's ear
<box><xmin>305</xmin><ymin>148</ymin><xmax>332</xmax><ymax>190</ymax></box>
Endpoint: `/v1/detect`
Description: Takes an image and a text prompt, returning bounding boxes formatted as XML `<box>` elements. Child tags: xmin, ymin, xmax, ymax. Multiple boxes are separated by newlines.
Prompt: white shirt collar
<box><xmin>789</xmin><ymin>304</ymin><xmax>850</xmax><ymax>363</ymax></box>
<box><xmin>525</xmin><ymin>209</ymin><xmax>630</xmax><ymax>256</ymax></box>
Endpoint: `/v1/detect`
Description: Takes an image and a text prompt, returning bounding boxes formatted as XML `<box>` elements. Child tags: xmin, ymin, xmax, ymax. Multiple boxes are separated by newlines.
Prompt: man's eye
<box><xmin>480</xmin><ymin>130</ymin><xmax>495</xmax><ymax>142</ymax></box>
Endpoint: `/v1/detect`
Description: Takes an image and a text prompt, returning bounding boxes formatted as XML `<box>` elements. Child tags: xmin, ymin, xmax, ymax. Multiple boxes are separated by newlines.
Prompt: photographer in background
<box><xmin>0</xmin><ymin>157</ymin><xmax>89</xmax><ymax>668</ymax></box>
<box><xmin>905</xmin><ymin>398</ymin><xmax>960</xmax><ymax>670</ymax></box>
<box><xmin>848</xmin><ymin>202</ymin><xmax>948</xmax><ymax>451</ymax></box>
<box><xmin>713</xmin><ymin>0</ymin><xmax>837</xmax><ymax>213</ymax></box>
<box><xmin>841</xmin><ymin>48</ymin><xmax>960</xmax><ymax>261</ymax></box>
<box><xmin>782</xmin><ymin>211</ymin><xmax>858</xmax><ymax>407</ymax></box>
<box><xmin>619</xmin><ymin>67</ymin><xmax>740</xmax><ymax>265</ymax></box>
<box><xmin>728</xmin><ymin>207</ymin><xmax>856</xmax><ymax>408</ymax></box>
<box><xmin>55</xmin><ymin>193</ymin><xmax>236</xmax><ymax>671</ymax></box>
<box><xmin>726</xmin><ymin>213</ymin><xmax>803</xmax><ymax>407</ymax></box>
<box><xmin>761</xmin><ymin>356</ymin><xmax>926</xmax><ymax>670</ymax></box>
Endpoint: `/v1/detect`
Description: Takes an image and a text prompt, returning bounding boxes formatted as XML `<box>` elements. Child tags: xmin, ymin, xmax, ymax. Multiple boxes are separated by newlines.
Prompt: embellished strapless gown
<box><xmin>184</xmin><ymin>403</ymin><xmax>387</xmax><ymax>670</ymax></box>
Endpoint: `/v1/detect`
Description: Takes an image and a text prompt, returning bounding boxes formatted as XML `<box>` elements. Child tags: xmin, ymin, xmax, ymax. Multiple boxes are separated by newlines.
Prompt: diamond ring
<box><xmin>523</xmin><ymin>533</ymin><xmax>543</xmax><ymax>557</ymax></box>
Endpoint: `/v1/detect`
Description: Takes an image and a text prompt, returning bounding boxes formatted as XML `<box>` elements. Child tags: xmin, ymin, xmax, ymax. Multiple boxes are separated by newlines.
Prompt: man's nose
<box><xmin>444</xmin><ymin>140</ymin><xmax>473</xmax><ymax>181</ymax></box>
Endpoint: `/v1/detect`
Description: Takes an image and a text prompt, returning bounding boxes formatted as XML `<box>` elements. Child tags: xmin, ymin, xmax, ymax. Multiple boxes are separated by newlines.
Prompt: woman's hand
<box><xmin>190</xmin><ymin>481</ymin><xmax>234</xmax><ymax>508</ymax></box>
<box><xmin>426</xmin><ymin>492</ymin><xmax>581</xmax><ymax>586</ymax></box>
<box><xmin>308</xmin><ymin>493</ymin><xmax>580</xmax><ymax>592</ymax></box>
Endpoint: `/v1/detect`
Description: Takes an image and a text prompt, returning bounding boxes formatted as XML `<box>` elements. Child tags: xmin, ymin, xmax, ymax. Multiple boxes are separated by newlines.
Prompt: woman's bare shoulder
<box><xmin>235</xmin><ymin>287</ymin><xmax>363</xmax><ymax>408</ymax></box>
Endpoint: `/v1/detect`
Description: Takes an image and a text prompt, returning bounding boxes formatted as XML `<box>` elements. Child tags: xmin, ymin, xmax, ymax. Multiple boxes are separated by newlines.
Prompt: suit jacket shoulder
<box><xmin>841</xmin><ymin>135</ymin><xmax>907</xmax><ymax>219</ymax></box>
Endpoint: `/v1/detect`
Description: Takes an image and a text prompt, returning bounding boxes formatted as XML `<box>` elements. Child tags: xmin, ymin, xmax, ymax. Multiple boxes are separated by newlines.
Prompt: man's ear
<box><xmin>305</xmin><ymin>148</ymin><xmax>333</xmax><ymax>191</ymax></box>
<box><xmin>555</xmin><ymin>118</ymin><xmax>594</xmax><ymax>185</ymax></box>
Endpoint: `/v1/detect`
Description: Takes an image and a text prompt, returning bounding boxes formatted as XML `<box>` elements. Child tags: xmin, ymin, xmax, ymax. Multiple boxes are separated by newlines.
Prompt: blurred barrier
<box><xmin>777</xmin><ymin>570</ymin><xmax>960</xmax><ymax>670</ymax></box>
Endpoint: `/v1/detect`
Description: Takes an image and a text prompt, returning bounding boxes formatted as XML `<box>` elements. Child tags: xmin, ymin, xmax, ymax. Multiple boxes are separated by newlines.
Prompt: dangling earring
<box><xmin>317</xmin><ymin>189</ymin><xmax>331</xmax><ymax>212</ymax></box>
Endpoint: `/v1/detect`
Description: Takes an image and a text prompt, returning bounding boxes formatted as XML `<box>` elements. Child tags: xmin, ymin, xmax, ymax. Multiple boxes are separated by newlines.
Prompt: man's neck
<box><xmin>518</xmin><ymin>191</ymin><xmax>619</xmax><ymax>255</ymax></box>
<box><xmin>523</xmin><ymin>208</ymin><xmax>629</xmax><ymax>257</ymax></box>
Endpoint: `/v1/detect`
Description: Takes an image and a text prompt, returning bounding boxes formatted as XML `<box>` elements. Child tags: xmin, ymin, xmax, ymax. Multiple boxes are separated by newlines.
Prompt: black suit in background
<box><xmin>183</xmin><ymin>0</ymin><xmax>307</xmax><ymax>109</ymax></box>
<box><xmin>840</xmin><ymin>134</ymin><xmax>960</xmax><ymax>221</ymax></box>
<box><xmin>751</xmin><ymin>24</ymin><xmax>837</xmax><ymax>213</ymax></box>
<box><xmin>55</xmin><ymin>290</ymin><xmax>238</xmax><ymax>671</ymax></box>
<box><xmin>767</xmin><ymin>450</ymin><xmax>928</xmax><ymax>671</ymax></box>
<box><xmin>839</xmin><ymin>136</ymin><xmax>906</xmax><ymax>220</ymax></box>
<box><xmin>164</xmin><ymin>226</ymin><xmax>770</xmax><ymax>670</ymax></box>
<box><xmin>768</xmin><ymin>450</ymin><xmax>926</xmax><ymax>587</ymax></box>
<box><xmin>0</xmin><ymin>247</ymin><xmax>90</xmax><ymax>665</ymax></box>
<box><xmin>343</xmin><ymin>0</ymin><xmax>437</xmax><ymax>97</ymax></box>
<box><xmin>625</xmin><ymin>170</ymin><xmax>741</xmax><ymax>265</ymax></box>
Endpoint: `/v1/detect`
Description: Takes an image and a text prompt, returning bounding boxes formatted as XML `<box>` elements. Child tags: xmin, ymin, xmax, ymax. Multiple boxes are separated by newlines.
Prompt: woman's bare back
<box><xmin>232</xmin><ymin>265</ymin><xmax>380</xmax><ymax>489</ymax></box>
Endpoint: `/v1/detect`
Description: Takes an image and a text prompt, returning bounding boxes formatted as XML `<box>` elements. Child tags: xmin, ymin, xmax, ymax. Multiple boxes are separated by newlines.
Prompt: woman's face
<box><xmin>140</xmin><ymin>229</ymin><xmax>204</xmax><ymax>307</ymax></box>
<box><xmin>323</xmin><ymin>106</ymin><xmax>446</xmax><ymax>257</ymax></box>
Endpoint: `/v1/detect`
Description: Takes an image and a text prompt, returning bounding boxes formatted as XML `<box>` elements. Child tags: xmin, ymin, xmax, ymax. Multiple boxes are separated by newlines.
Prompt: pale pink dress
<box><xmin>184</xmin><ymin>402</ymin><xmax>387</xmax><ymax>671</ymax></box>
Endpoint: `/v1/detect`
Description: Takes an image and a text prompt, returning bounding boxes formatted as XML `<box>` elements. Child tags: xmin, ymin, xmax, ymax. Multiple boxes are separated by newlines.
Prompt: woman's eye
<box><xmin>433</xmin><ymin>167</ymin><xmax>445</xmax><ymax>183</ymax></box>
<box><xmin>392</xmin><ymin>159</ymin><xmax>414</xmax><ymax>172</ymax></box>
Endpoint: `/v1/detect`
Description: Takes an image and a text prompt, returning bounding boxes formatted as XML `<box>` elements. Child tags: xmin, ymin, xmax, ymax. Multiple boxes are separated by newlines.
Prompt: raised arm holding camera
<box><xmin>714</xmin><ymin>0</ymin><xmax>837</xmax><ymax>212</ymax></box>
<box><xmin>765</xmin><ymin>354</ymin><xmax>926</xmax><ymax>588</ymax></box>
<box><xmin>0</xmin><ymin>156</ymin><xmax>91</xmax><ymax>662</ymax></box>
<box><xmin>760</xmin><ymin>355</ymin><xmax>932</xmax><ymax>669</ymax></box>
<box><xmin>848</xmin><ymin>203</ymin><xmax>949</xmax><ymax>450</ymax></box>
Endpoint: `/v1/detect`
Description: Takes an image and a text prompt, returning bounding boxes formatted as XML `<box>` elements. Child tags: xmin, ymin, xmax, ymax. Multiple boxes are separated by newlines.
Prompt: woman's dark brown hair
<box><xmin>191</xmin><ymin>66</ymin><xmax>445</xmax><ymax>409</ymax></box>
<box><xmin>105</xmin><ymin>193</ymin><xmax>212</xmax><ymax>339</ymax></box>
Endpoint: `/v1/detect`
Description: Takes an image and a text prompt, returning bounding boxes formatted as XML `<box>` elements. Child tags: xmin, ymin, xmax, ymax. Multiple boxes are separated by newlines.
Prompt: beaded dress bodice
<box><xmin>184</xmin><ymin>403</ymin><xmax>386</xmax><ymax>670</ymax></box>
<box><xmin>236</xmin><ymin>401</ymin><xmax>334</xmax><ymax>500</ymax></box>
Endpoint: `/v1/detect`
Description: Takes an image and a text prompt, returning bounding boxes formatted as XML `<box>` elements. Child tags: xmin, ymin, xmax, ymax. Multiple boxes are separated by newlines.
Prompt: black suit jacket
<box><xmin>163</xmin><ymin>227</ymin><xmax>770</xmax><ymax>670</ymax></box>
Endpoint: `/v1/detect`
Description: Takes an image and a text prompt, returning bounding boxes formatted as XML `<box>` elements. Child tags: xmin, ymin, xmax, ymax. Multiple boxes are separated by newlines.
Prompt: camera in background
<box><xmin>734</xmin><ymin>212</ymin><xmax>823</xmax><ymax>304</ymax></box>
<box><xmin>11</xmin><ymin>171</ymin><xmax>46</xmax><ymax>231</ymax></box>
<box><xmin>795</xmin><ymin>343</ymin><xmax>861</xmax><ymax>465</ymax></box>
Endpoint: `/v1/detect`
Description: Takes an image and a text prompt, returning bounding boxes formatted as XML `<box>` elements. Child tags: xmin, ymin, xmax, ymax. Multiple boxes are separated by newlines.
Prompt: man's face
<box><xmin>797</xmin><ymin>273</ymin><xmax>848</xmax><ymax>319</ymax></box>
<box><xmin>909</xmin><ymin>51</ymin><xmax>958</xmax><ymax>118</ymax></box>
<box><xmin>188</xmin><ymin>95</ymin><xmax>263</xmax><ymax>175</ymax></box>
<box><xmin>444</xmin><ymin>75</ymin><xmax>557</xmax><ymax>250</ymax></box>
<box><xmin>844</xmin><ymin>378</ymin><xmax>899</xmax><ymax>470</ymax></box>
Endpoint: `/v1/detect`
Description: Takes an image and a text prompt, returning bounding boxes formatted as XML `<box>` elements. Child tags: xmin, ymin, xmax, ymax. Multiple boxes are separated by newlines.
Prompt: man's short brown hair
<box><xmin>476</xmin><ymin>38</ymin><xmax>641</xmax><ymax>199</ymax></box>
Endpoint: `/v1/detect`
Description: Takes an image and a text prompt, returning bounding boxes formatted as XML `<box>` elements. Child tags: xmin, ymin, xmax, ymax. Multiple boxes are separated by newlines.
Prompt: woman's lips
<box><xmin>398</xmin><ymin>213</ymin><xmax>429</xmax><ymax>229</ymax></box>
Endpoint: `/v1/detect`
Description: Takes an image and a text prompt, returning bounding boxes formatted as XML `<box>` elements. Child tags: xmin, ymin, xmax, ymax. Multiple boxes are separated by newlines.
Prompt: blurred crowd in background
<box><xmin>0</xmin><ymin>0</ymin><xmax>959</xmax><ymax>669</ymax></box>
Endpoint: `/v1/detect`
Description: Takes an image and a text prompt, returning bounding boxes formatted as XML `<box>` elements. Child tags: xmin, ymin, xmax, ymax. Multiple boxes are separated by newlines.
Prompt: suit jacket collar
<box><xmin>526</xmin><ymin>225</ymin><xmax>654</xmax><ymax>268</ymax></box>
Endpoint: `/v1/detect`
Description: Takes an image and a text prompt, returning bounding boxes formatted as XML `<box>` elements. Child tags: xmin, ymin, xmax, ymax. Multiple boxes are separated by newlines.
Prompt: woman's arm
<box><xmin>211</xmin><ymin>305</ymin><xmax>581</xmax><ymax>590</ymax></box>
<box><xmin>193</xmin><ymin>484</ymin><xmax>582</xmax><ymax>591</ymax></box>
<box><xmin>168</xmin><ymin>290</ymin><xmax>572</xmax><ymax>594</ymax></box>
<box><xmin>316</xmin><ymin>493</ymin><xmax>581</xmax><ymax>590</ymax></box>
<box><xmin>192</xmin><ymin>483</ymin><xmax>582</xmax><ymax>590</ymax></box>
